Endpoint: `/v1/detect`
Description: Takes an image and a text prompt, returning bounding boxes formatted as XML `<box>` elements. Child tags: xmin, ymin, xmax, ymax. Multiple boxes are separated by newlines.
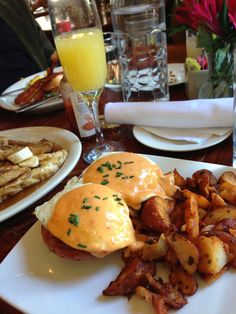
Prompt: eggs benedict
<box><xmin>82</xmin><ymin>152</ymin><xmax>177</xmax><ymax>209</ymax></box>
<box><xmin>35</xmin><ymin>179</ymin><xmax>135</xmax><ymax>259</ymax></box>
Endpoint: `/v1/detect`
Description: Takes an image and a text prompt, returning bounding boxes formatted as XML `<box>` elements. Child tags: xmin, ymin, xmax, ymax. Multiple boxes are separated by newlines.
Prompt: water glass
<box><xmin>111</xmin><ymin>0</ymin><xmax>169</xmax><ymax>102</ymax></box>
<box><xmin>118</xmin><ymin>30</ymin><xmax>169</xmax><ymax>102</ymax></box>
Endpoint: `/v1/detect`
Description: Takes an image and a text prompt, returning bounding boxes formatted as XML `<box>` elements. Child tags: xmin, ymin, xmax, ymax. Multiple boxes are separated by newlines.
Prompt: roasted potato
<box><xmin>203</xmin><ymin>206</ymin><xmax>236</xmax><ymax>225</ymax></box>
<box><xmin>182</xmin><ymin>189</ymin><xmax>210</xmax><ymax>209</ymax></box>
<box><xmin>141</xmin><ymin>196</ymin><xmax>174</xmax><ymax>233</ymax></box>
<box><xmin>197</xmin><ymin>236</ymin><xmax>229</xmax><ymax>275</ymax></box>
<box><xmin>165</xmin><ymin>232</ymin><xmax>199</xmax><ymax>274</ymax></box>
<box><xmin>184</xmin><ymin>196</ymin><xmax>199</xmax><ymax>238</ymax></box>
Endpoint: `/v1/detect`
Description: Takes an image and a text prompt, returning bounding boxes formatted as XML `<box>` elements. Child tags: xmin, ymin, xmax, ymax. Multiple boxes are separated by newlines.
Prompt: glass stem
<box><xmin>90</xmin><ymin>99</ymin><xmax>105</xmax><ymax>145</ymax></box>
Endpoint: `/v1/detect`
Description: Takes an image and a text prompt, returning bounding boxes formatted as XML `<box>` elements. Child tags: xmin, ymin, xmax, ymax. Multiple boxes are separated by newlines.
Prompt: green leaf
<box><xmin>196</xmin><ymin>27</ymin><xmax>213</xmax><ymax>52</ymax></box>
<box><xmin>218</xmin><ymin>0</ymin><xmax>229</xmax><ymax>34</ymax></box>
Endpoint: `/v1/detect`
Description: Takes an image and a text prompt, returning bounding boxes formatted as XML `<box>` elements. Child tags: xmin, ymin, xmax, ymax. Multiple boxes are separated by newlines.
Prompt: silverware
<box><xmin>14</xmin><ymin>94</ymin><xmax>61</xmax><ymax>113</ymax></box>
<box><xmin>0</xmin><ymin>87</ymin><xmax>25</xmax><ymax>97</ymax></box>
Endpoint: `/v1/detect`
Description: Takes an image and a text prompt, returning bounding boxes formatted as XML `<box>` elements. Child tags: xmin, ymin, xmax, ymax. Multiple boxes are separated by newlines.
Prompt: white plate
<box><xmin>0</xmin><ymin>127</ymin><xmax>81</xmax><ymax>222</ymax></box>
<box><xmin>168</xmin><ymin>63</ymin><xmax>186</xmax><ymax>86</ymax></box>
<box><xmin>0</xmin><ymin>155</ymin><xmax>235</xmax><ymax>314</ymax></box>
<box><xmin>133</xmin><ymin>126</ymin><xmax>232</xmax><ymax>152</ymax></box>
<box><xmin>0</xmin><ymin>68</ymin><xmax>63</xmax><ymax>114</ymax></box>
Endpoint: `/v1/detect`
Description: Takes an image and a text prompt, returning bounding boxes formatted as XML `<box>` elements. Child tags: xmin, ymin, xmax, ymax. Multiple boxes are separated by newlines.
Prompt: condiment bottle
<box><xmin>60</xmin><ymin>76</ymin><xmax>96</xmax><ymax>140</ymax></box>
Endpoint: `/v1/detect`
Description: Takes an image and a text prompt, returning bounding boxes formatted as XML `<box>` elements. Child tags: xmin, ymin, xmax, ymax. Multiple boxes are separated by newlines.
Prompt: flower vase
<box><xmin>198</xmin><ymin>44</ymin><xmax>234</xmax><ymax>99</ymax></box>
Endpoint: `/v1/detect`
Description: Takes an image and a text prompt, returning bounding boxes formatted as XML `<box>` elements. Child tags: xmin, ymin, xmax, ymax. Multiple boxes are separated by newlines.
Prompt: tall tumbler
<box><xmin>110</xmin><ymin>0</ymin><xmax>169</xmax><ymax>102</ymax></box>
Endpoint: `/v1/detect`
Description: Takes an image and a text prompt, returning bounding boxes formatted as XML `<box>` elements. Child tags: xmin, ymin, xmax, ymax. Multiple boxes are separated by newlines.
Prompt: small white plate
<box><xmin>0</xmin><ymin>126</ymin><xmax>81</xmax><ymax>222</ymax></box>
<box><xmin>133</xmin><ymin>126</ymin><xmax>232</xmax><ymax>152</ymax></box>
<box><xmin>0</xmin><ymin>68</ymin><xmax>63</xmax><ymax>114</ymax></box>
<box><xmin>168</xmin><ymin>63</ymin><xmax>186</xmax><ymax>86</ymax></box>
<box><xmin>0</xmin><ymin>155</ymin><xmax>235</xmax><ymax>314</ymax></box>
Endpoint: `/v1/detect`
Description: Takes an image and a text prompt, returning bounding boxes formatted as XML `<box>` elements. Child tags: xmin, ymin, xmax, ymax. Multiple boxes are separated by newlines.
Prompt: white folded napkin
<box><xmin>104</xmin><ymin>98</ymin><xmax>233</xmax><ymax>128</ymax></box>
<box><xmin>140</xmin><ymin>126</ymin><xmax>231</xmax><ymax>144</ymax></box>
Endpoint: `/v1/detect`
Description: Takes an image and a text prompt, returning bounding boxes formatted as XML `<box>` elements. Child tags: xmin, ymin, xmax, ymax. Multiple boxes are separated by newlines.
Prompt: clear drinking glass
<box><xmin>47</xmin><ymin>0</ymin><xmax>124</xmax><ymax>164</ymax></box>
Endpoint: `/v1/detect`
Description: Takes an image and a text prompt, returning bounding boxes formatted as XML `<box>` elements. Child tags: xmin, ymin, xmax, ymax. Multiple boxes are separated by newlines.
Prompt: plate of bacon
<box><xmin>0</xmin><ymin>67</ymin><xmax>63</xmax><ymax>114</ymax></box>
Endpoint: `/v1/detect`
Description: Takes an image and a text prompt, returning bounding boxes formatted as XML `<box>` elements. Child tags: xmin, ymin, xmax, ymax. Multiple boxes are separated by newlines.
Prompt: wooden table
<box><xmin>0</xmin><ymin>44</ymin><xmax>233</xmax><ymax>313</ymax></box>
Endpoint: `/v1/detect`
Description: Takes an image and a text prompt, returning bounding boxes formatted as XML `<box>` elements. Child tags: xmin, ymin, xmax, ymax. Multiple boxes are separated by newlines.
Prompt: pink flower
<box><xmin>175</xmin><ymin>0</ymin><xmax>199</xmax><ymax>30</ymax></box>
<box><xmin>227</xmin><ymin>0</ymin><xmax>236</xmax><ymax>28</ymax></box>
<box><xmin>174</xmin><ymin>0</ymin><xmax>230</xmax><ymax>37</ymax></box>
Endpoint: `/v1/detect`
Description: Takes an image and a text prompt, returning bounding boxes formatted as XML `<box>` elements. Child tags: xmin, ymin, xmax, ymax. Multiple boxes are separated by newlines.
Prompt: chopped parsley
<box><xmin>78</xmin><ymin>243</ymin><xmax>87</xmax><ymax>249</ymax></box>
<box><xmin>68</xmin><ymin>214</ymin><xmax>79</xmax><ymax>226</ymax></box>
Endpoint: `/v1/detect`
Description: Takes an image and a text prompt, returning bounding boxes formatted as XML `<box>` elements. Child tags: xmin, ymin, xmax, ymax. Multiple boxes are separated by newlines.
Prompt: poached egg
<box><xmin>35</xmin><ymin>179</ymin><xmax>135</xmax><ymax>258</ymax></box>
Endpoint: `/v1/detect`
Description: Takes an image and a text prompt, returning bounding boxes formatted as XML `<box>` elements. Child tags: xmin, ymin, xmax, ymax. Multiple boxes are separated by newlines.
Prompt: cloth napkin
<box><xmin>104</xmin><ymin>98</ymin><xmax>233</xmax><ymax>143</ymax></box>
<box><xmin>105</xmin><ymin>98</ymin><xmax>233</xmax><ymax>128</ymax></box>
<box><xmin>140</xmin><ymin>126</ymin><xmax>231</xmax><ymax>144</ymax></box>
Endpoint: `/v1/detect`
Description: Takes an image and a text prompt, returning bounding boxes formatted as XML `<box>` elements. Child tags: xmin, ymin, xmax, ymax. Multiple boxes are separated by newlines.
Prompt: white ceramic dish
<box><xmin>0</xmin><ymin>155</ymin><xmax>235</xmax><ymax>314</ymax></box>
<box><xmin>133</xmin><ymin>126</ymin><xmax>232</xmax><ymax>152</ymax></box>
<box><xmin>0</xmin><ymin>67</ymin><xmax>63</xmax><ymax>114</ymax></box>
<box><xmin>168</xmin><ymin>63</ymin><xmax>186</xmax><ymax>86</ymax></box>
<box><xmin>0</xmin><ymin>127</ymin><xmax>81</xmax><ymax>222</ymax></box>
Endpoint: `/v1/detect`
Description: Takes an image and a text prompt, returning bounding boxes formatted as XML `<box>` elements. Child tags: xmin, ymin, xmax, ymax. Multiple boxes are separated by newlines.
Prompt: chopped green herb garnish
<box><xmin>95</xmin><ymin>206</ymin><xmax>100</xmax><ymax>211</ymax></box>
<box><xmin>117</xmin><ymin>160</ymin><xmax>122</xmax><ymax>164</ymax></box>
<box><xmin>94</xmin><ymin>195</ymin><xmax>101</xmax><ymax>199</ymax></box>
<box><xmin>68</xmin><ymin>214</ymin><xmax>79</xmax><ymax>226</ymax></box>
<box><xmin>103</xmin><ymin>197</ymin><xmax>108</xmax><ymax>200</ymax></box>
<box><xmin>115</xmin><ymin>171</ymin><xmax>123</xmax><ymax>177</ymax></box>
<box><xmin>81</xmin><ymin>205</ymin><xmax>92</xmax><ymax>210</ymax></box>
<box><xmin>118</xmin><ymin>202</ymin><xmax>124</xmax><ymax>206</ymax></box>
<box><xmin>129</xmin><ymin>175</ymin><xmax>135</xmax><ymax>178</ymax></box>
<box><xmin>103</xmin><ymin>174</ymin><xmax>109</xmax><ymax>178</ymax></box>
<box><xmin>124</xmin><ymin>161</ymin><xmax>134</xmax><ymax>164</ymax></box>
<box><xmin>97</xmin><ymin>166</ymin><xmax>104</xmax><ymax>173</ymax></box>
<box><xmin>101</xmin><ymin>179</ymin><xmax>109</xmax><ymax>185</ymax></box>
<box><xmin>83</xmin><ymin>197</ymin><xmax>89</xmax><ymax>203</ymax></box>
<box><xmin>67</xmin><ymin>228</ymin><xmax>72</xmax><ymax>236</ymax></box>
<box><xmin>78</xmin><ymin>243</ymin><xmax>87</xmax><ymax>248</ymax></box>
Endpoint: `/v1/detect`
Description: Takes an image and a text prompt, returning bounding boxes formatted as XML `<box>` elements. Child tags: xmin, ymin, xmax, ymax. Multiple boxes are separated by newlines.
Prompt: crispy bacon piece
<box><xmin>15</xmin><ymin>79</ymin><xmax>45</xmax><ymax>105</ymax></box>
<box><xmin>103</xmin><ymin>257</ymin><xmax>156</xmax><ymax>296</ymax></box>
<box><xmin>146</xmin><ymin>273</ymin><xmax>187</xmax><ymax>310</ymax></box>
<box><xmin>15</xmin><ymin>72</ymin><xmax>62</xmax><ymax>106</ymax></box>
<box><xmin>169</xmin><ymin>266</ymin><xmax>198</xmax><ymax>296</ymax></box>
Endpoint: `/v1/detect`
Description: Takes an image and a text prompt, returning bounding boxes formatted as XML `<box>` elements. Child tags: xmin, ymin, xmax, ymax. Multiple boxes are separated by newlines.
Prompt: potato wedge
<box><xmin>203</xmin><ymin>206</ymin><xmax>236</xmax><ymax>225</ymax></box>
<box><xmin>141</xmin><ymin>196</ymin><xmax>174</xmax><ymax>233</ymax></box>
<box><xmin>184</xmin><ymin>196</ymin><xmax>199</xmax><ymax>238</ymax></box>
<box><xmin>141</xmin><ymin>234</ymin><xmax>168</xmax><ymax>261</ymax></box>
<box><xmin>218</xmin><ymin>171</ymin><xmax>236</xmax><ymax>185</ymax></box>
<box><xmin>165</xmin><ymin>232</ymin><xmax>199</xmax><ymax>274</ymax></box>
<box><xmin>197</xmin><ymin>236</ymin><xmax>229</xmax><ymax>275</ymax></box>
<box><xmin>182</xmin><ymin>189</ymin><xmax>210</xmax><ymax>209</ymax></box>
<box><xmin>219</xmin><ymin>182</ymin><xmax>236</xmax><ymax>205</ymax></box>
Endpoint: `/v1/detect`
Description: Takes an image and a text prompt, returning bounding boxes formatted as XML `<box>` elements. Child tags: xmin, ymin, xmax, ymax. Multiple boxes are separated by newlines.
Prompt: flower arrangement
<box><xmin>174</xmin><ymin>0</ymin><xmax>236</xmax><ymax>50</ymax></box>
<box><xmin>174</xmin><ymin>0</ymin><xmax>236</xmax><ymax>98</ymax></box>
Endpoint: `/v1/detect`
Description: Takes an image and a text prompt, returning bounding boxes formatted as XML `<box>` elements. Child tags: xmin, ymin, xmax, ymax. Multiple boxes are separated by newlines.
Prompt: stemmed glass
<box><xmin>47</xmin><ymin>0</ymin><xmax>124</xmax><ymax>163</ymax></box>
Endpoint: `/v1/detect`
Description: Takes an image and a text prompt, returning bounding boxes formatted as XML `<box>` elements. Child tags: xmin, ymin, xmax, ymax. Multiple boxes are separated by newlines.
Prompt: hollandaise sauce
<box><xmin>46</xmin><ymin>183</ymin><xmax>135</xmax><ymax>258</ymax></box>
<box><xmin>82</xmin><ymin>152</ymin><xmax>175</xmax><ymax>209</ymax></box>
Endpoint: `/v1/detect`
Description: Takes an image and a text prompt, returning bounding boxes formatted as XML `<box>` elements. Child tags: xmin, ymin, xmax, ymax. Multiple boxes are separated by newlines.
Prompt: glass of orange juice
<box><xmin>48</xmin><ymin>0</ymin><xmax>124</xmax><ymax>163</ymax></box>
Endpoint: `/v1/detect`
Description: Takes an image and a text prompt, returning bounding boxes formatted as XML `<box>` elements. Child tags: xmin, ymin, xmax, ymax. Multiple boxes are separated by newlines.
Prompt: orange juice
<box><xmin>55</xmin><ymin>28</ymin><xmax>107</xmax><ymax>92</ymax></box>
